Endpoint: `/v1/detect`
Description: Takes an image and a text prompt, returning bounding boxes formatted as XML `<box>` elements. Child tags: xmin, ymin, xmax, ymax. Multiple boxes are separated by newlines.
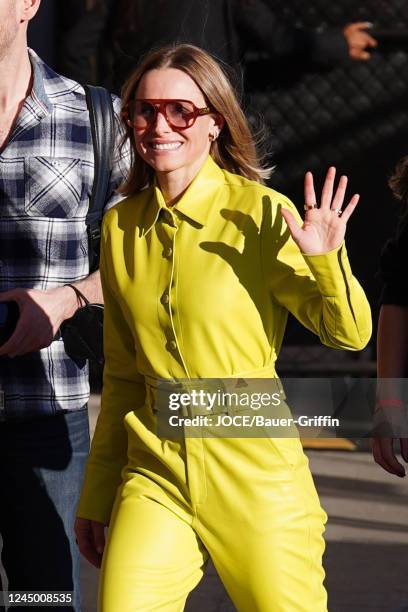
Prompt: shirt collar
<box><xmin>142</xmin><ymin>156</ymin><xmax>226</xmax><ymax>235</ymax></box>
<box><xmin>27</xmin><ymin>48</ymin><xmax>82</xmax><ymax>116</ymax></box>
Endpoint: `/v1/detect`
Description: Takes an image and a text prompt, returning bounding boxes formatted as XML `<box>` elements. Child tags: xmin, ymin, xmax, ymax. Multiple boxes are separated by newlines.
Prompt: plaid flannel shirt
<box><xmin>0</xmin><ymin>49</ymin><xmax>129</xmax><ymax>420</ymax></box>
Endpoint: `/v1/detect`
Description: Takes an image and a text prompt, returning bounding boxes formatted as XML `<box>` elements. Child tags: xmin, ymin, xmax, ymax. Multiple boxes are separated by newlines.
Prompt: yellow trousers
<box><xmin>99</xmin><ymin>397</ymin><xmax>328</xmax><ymax>612</ymax></box>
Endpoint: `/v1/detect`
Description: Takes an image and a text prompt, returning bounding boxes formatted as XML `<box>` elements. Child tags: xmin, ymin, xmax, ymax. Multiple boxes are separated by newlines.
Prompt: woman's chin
<box><xmin>146</xmin><ymin>156</ymin><xmax>186</xmax><ymax>174</ymax></box>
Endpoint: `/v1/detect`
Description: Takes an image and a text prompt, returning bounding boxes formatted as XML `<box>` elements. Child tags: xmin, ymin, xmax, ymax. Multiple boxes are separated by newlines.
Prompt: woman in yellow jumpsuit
<box><xmin>75</xmin><ymin>44</ymin><xmax>372</xmax><ymax>611</ymax></box>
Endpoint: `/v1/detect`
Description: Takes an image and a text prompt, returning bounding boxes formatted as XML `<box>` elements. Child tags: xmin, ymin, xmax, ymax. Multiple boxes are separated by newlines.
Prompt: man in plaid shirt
<box><xmin>0</xmin><ymin>1</ymin><xmax>128</xmax><ymax>608</ymax></box>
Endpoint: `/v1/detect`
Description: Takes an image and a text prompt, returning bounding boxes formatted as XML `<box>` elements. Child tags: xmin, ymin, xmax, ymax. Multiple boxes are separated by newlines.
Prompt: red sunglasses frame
<box><xmin>123</xmin><ymin>98</ymin><xmax>213</xmax><ymax>130</ymax></box>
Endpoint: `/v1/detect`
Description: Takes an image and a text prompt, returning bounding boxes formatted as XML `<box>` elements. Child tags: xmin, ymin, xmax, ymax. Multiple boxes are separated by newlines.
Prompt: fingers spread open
<box><xmin>280</xmin><ymin>208</ymin><xmax>302</xmax><ymax>242</ymax></box>
<box><xmin>340</xmin><ymin>193</ymin><xmax>360</xmax><ymax>223</ymax></box>
<box><xmin>320</xmin><ymin>166</ymin><xmax>336</xmax><ymax>209</ymax></box>
<box><xmin>304</xmin><ymin>171</ymin><xmax>317</xmax><ymax>207</ymax></box>
<box><xmin>331</xmin><ymin>175</ymin><xmax>348</xmax><ymax>211</ymax></box>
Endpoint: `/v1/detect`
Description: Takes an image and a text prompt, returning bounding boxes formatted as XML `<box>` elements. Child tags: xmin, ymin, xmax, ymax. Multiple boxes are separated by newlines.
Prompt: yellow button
<box><xmin>165</xmin><ymin>247</ymin><xmax>173</xmax><ymax>257</ymax></box>
<box><xmin>169</xmin><ymin>340</ymin><xmax>177</xmax><ymax>351</ymax></box>
<box><xmin>162</xmin><ymin>293</ymin><xmax>170</xmax><ymax>304</ymax></box>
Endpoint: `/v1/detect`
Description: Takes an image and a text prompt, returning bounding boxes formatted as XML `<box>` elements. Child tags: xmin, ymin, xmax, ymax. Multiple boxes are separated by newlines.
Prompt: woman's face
<box><xmin>132</xmin><ymin>68</ymin><xmax>219</xmax><ymax>178</ymax></box>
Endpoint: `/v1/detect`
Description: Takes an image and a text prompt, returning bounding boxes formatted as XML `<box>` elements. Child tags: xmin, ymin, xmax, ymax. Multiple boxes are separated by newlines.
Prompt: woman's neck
<box><xmin>156</xmin><ymin>171</ymin><xmax>189</xmax><ymax>206</ymax></box>
<box><xmin>156</xmin><ymin>153</ymin><xmax>210</xmax><ymax>206</ymax></box>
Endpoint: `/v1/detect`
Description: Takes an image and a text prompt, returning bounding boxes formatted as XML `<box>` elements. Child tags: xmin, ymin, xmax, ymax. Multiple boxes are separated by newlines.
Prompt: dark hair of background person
<box><xmin>388</xmin><ymin>157</ymin><xmax>408</xmax><ymax>206</ymax></box>
<box><xmin>119</xmin><ymin>44</ymin><xmax>271</xmax><ymax>196</ymax></box>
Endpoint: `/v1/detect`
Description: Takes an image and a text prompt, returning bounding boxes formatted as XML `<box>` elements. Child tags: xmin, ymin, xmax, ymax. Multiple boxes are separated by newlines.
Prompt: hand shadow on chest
<box><xmin>199</xmin><ymin>196</ymin><xmax>292</xmax><ymax>323</ymax></box>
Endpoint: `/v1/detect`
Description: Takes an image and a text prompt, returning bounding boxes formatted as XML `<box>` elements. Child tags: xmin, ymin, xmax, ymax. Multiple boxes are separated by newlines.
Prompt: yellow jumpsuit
<box><xmin>77</xmin><ymin>156</ymin><xmax>372</xmax><ymax>612</ymax></box>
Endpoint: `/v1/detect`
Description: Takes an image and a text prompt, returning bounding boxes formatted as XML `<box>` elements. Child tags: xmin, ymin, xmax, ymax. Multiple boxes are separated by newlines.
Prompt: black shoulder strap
<box><xmin>84</xmin><ymin>84</ymin><xmax>115</xmax><ymax>272</ymax></box>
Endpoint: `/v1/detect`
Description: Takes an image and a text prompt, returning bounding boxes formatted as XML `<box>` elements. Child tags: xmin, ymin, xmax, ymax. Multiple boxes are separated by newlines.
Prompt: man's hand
<box><xmin>372</xmin><ymin>437</ymin><xmax>408</xmax><ymax>477</ymax></box>
<box><xmin>0</xmin><ymin>286</ymin><xmax>78</xmax><ymax>357</ymax></box>
<box><xmin>372</xmin><ymin>402</ymin><xmax>408</xmax><ymax>477</ymax></box>
<box><xmin>343</xmin><ymin>22</ymin><xmax>378</xmax><ymax>60</ymax></box>
<box><xmin>75</xmin><ymin>517</ymin><xmax>106</xmax><ymax>568</ymax></box>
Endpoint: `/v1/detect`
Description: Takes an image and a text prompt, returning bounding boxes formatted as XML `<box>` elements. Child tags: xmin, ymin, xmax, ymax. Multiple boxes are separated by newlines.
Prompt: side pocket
<box><xmin>264</xmin><ymin>436</ymin><xmax>303</xmax><ymax>470</ymax></box>
<box><xmin>259</xmin><ymin>399</ymin><xmax>302</xmax><ymax>469</ymax></box>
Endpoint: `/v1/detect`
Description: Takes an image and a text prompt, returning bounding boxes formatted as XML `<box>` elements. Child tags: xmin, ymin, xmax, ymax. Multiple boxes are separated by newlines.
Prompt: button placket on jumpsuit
<box><xmin>77</xmin><ymin>156</ymin><xmax>372</xmax><ymax>612</ymax></box>
<box><xmin>156</xmin><ymin>208</ymin><xmax>208</xmax><ymax>508</ymax></box>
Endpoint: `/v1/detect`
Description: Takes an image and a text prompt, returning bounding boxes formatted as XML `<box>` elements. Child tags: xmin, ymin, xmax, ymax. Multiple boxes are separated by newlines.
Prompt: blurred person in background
<box><xmin>373</xmin><ymin>158</ymin><xmax>408</xmax><ymax>478</ymax></box>
<box><xmin>57</xmin><ymin>0</ymin><xmax>377</xmax><ymax>91</ymax></box>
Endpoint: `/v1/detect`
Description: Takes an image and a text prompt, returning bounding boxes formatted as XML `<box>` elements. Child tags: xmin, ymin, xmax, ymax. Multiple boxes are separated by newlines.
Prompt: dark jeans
<box><xmin>0</xmin><ymin>408</ymin><xmax>90</xmax><ymax>611</ymax></box>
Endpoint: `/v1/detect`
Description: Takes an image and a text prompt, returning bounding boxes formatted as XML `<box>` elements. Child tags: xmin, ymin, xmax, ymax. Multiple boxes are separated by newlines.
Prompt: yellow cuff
<box><xmin>302</xmin><ymin>243</ymin><xmax>353</xmax><ymax>297</ymax></box>
<box><xmin>76</xmin><ymin>463</ymin><xmax>120</xmax><ymax>525</ymax></box>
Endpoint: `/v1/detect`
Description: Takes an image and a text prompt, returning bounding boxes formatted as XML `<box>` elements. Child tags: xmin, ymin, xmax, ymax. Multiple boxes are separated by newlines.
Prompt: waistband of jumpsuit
<box><xmin>144</xmin><ymin>367</ymin><xmax>286</xmax><ymax>418</ymax></box>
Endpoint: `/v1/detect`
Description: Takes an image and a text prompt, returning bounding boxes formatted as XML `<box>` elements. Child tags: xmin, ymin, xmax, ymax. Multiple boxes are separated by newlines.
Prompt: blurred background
<box><xmin>28</xmin><ymin>0</ymin><xmax>408</xmax><ymax>377</ymax></box>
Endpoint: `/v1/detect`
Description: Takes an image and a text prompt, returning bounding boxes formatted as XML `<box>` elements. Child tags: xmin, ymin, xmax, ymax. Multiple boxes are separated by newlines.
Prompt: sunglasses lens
<box><xmin>132</xmin><ymin>101</ymin><xmax>156</xmax><ymax>127</ymax></box>
<box><xmin>129</xmin><ymin>100</ymin><xmax>199</xmax><ymax>129</ymax></box>
<box><xmin>166</xmin><ymin>101</ymin><xmax>195</xmax><ymax>127</ymax></box>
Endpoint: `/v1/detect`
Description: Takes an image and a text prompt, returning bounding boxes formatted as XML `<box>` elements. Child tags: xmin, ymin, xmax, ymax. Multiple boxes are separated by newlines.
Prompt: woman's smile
<box><xmin>147</xmin><ymin>139</ymin><xmax>184</xmax><ymax>152</ymax></box>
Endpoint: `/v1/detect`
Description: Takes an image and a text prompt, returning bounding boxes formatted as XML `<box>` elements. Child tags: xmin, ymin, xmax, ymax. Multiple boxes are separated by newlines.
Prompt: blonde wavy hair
<box><xmin>119</xmin><ymin>43</ymin><xmax>271</xmax><ymax>196</ymax></box>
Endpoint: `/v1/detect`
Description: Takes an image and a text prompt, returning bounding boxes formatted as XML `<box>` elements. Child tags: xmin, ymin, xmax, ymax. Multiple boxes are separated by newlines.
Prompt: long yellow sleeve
<box><xmin>261</xmin><ymin>193</ymin><xmax>372</xmax><ymax>351</ymax></box>
<box><xmin>76</xmin><ymin>221</ymin><xmax>146</xmax><ymax>525</ymax></box>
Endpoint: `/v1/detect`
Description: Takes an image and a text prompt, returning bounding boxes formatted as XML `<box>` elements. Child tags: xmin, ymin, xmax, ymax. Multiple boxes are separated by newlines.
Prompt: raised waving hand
<box><xmin>280</xmin><ymin>166</ymin><xmax>360</xmax><ymax>255</ymax></box>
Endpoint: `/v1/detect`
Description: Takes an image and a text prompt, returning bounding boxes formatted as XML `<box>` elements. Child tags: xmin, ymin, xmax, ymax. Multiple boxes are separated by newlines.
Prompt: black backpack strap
<box><xmin>84</xmin><ymin>84</ymin><xmax>115</xmax><ymax>272</ymax></box>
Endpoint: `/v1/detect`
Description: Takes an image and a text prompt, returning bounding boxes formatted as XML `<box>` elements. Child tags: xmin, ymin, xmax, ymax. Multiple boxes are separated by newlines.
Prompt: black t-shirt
<box><xmin>380</xmin><ymin>211</ymin><xmax>408</xmax><ymax>306</ymax></box>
